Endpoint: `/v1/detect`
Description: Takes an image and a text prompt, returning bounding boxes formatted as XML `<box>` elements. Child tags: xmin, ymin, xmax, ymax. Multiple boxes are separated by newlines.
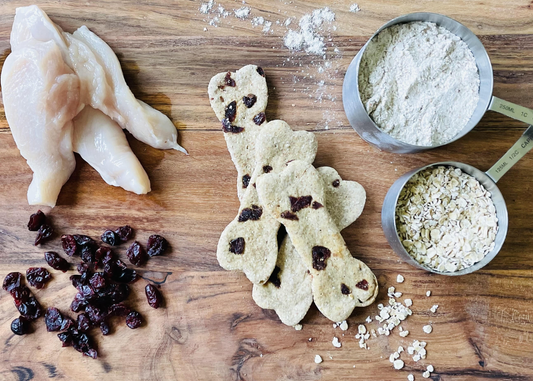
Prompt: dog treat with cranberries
<box><xmin>208</xmin><ymin>64</ymin><xmax>269</xmax><ymax>200</ymax></box>
<box><xmin>252</xmin><ymin>166</ymin><xmax>366</xmax><ymax>326</ymax></box>
<box><xmin>256</xmin><ymin>160</ymin><xmax>378</xmax><ymax>322</ymax></box>
<box><xmin>216</xmin><ymin>120</ymin><xmax>317</xmax><ymax>284</ymax></box>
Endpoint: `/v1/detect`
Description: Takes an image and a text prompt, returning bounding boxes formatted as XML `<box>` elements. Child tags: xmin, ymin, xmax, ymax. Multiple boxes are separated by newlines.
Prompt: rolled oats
<box><xmin>396</xmin><ymin>166</ymin><xmax>498</xmax><ymax>272</ymax></box>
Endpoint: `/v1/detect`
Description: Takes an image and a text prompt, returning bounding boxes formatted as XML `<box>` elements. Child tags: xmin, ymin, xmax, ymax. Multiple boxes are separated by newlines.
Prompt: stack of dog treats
<box><xmin>208</xmin><ymin>65</ymin><xmax>378</xmax><ymax>326</ymax></box>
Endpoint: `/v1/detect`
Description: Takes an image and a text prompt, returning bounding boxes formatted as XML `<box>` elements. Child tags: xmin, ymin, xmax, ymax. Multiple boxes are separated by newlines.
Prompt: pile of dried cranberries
<box><xmin>2</xmin><ymin>211</ymin><xmax>167</xmax><ymax>359</ymax></box>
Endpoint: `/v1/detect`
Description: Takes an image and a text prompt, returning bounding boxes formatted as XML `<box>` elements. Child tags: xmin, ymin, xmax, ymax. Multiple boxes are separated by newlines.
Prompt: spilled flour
<box><xmin>358</xmin><ymin>21</ymin><xmax>480</xmax><ymax>146</ymax></box>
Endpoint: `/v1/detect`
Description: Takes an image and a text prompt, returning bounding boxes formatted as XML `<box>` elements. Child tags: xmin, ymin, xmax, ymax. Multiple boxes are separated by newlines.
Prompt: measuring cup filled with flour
<box><xmin>343</xmin><ymin>12</ymin><xmax>533</xmax><ymax>153</ymax></box>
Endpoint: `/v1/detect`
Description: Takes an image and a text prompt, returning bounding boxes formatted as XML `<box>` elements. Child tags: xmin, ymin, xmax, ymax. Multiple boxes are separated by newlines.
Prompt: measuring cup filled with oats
<box><xmin>381</xmin><ymin>125</ymin><xmax>533</xmax><ymax>275</ymax></box>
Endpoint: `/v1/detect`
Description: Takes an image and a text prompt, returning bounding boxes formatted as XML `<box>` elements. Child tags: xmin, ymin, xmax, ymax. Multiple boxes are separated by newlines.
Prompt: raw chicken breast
<box><xmin>72</xmin><ymin>26</ymin><xmax>187</xmax><ymax>153</ymax></box>
<box><xmin>1</xmin><ymin>40</ymin><xmax>80</xmax><ymax>207</ymax></box>
<box><xmin>72</xmin><ymin>106</ymin><xmax>151</xmax><ymax>194</ymax></box>
<box><xmin>11</xmin><ymin>5</ymin><xmax>186</xmax><ymax>154</ymax></box>
<box><xmin>10</xmin><ymin>5</ymin><xmax>119</xmax><ymax>122</ymax></box>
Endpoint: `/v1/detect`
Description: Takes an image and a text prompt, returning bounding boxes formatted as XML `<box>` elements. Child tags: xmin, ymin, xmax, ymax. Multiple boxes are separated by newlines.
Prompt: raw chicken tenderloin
<box><xmin>72</xmin><ymin>107</ymin><xmax>151</xmax><ymax>194</ymax></box>
<box><xmin>72</xmin><ymin>26</ymin><xmax>187</xmax><ymax>153</ymax></box>
<box><xmin>10</xmin><ymin>5</ymin><xmax>122</xmax><ymax>124</ymax></box>
<box><xmin>1</xmin><ymin>40</ymin><xmax>80</xmax><ymax>207</ymax></box>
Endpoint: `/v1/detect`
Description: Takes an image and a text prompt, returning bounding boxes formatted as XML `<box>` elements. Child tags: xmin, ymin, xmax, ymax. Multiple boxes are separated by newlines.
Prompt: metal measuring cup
<box><xmin>343</xmin><ymin>12</ymin><xmax>533</xmax><ymax>153</ymax></box>
<box><xmin>381</xmin><ymin>125</ymin><xmax>533</xmax><ymax>275</ymax></box>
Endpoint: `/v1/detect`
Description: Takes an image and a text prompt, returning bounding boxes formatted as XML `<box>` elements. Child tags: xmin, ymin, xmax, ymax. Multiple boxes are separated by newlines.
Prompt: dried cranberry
<box><xmin>145</xmin><ymin>284</ymin><xmax>163</xmax><ymax>309</ymax></box>
<box><xmin>61</xmin><ymin>235</ymin><xmax>78</xmax><ymax>256</ymax></box>
<box><xmin>127</xmin><ymin>241</ymin><xmax>147</xmax><ymax>265</ymax></box>
<box><xmin>17</xmin><ymin>296</ymin><xmax>42</xmax><ymax>321</ymax></box>
<box><xmin>100</xmin><ymin>321</ymin><xmax>110</xmax><ymax>336</ymax></box>
<box><xmin>80</xmin><ymin>244</ymin><xmax>97</xmax><ymax>264</ymax></box>
<box><xmin>332</xmin><ymin>179</ymin><xmax>340</xmax><ymax>187</ymax></box>
<box><xmin>35</xmin><ymin>223</ymin><xmax>53</xmax><ymax>245</ymax></box>
<box><xmin>312</xmin><ymin>201</ymin><xmax>323</xmax><ymax>209</ymax></box>
<box><xmin>76</xmin><ymin>263</ymin><xmax>90</xmax><ymax>275</ymax></box>
<box><xmin>222</xmin><ymin>118</ymin><xmax>244</xmax><ymax>133</ymax></box>
<box><xmin>11</xmin><ymin>286</ymin><xmax>30</xmax><ymax>304</ymax></box>
<box><xmin>280</xmin><ymin>211</ymin><xmax>298</xmax><ymax>221</ymax></box>
<box><xmin>263</xmin><ymin>165</ymin><xmax>272</xmax><ymax>173</ymax></box>
<box><xmin>225</xmin><ymin>101</ymin><xmax>237</xmax><ymax>122</ymax></box>
<box><xmin>126</xmin><ymin>311</ymin><xmax>142</xmax><ymax>329</ymax></box>
<box><xmin>253</xmin><ymin>112</ymin><xmax>266</xmax><ymax>125</ymax></box>
<box><xmin>243</xmin><ymin>94</ymin><xmax>257</xmax><ymax>108</ymax></box>
<box><xmin>77</xmin><ymin>313</ymin><xmax>92</xmax><ymax>332</ymax></box>
<box><xmin>355</xmin><ymin>279</ymin><xmax>369</xmax><ymax>290</ymax></box>
<box><xmin>86</xmin><ymin>305</ymin><xmax>107</xmax><ymax>324</ymax></box>
<box><xmin>101</xmin><ymin>230</ymin><xmax>118</xmax><ymax>246</ymax></box>
<box><xmin>229</xmin><ymin>237</ymin><xmax>245</xmax><ymax>254</ymax></box>
<box><xmin>103</xmin><ymin>283</ymin><xmax>130</xmax><ymax>305</ymax></box>
<box><xmin>26</xmin><ymin>267</ymin><xmax>51</xmax><ymax>289</ymax></box>
<box><xmin>11</xmin><ymin>316</ymin><xmax>30</xmax><ymax>335</ymax></box>
<box><xmin>57</xmin><ymin>331</ymin><xmax>72</xmax><ymax>347</ymax></box>
<box><xmin>44</xmin><ymin>251</ymin><xmax>69</xmax><ymax>272</ymax></box>
<box><xmin>3</xmin><ymin>272</ymin><xmax>22</xmax><ymax>292</ymax></box>
<box><xmin>242</xmin><ymin>174</ymin><xmax>251</xmax><ymax>188</ymax></box>
<box><xmin>95</xmin><ymin>247</ymin><xmax>113</xmax><ymax>270</ymax></box>
<box><xmin>224</xmin><ymin>72</ymin><xmax>236</xmax><ymax>87</ymax></box>
<box><xmin>147</xmin><ymin>235</ymin><xmax>168</xmax><ymax>257</ymax></box>
<box><xmin>45</xmin><ymin>307</ymin><xmax>64</xmax><ymax>332</ymax></box>
<box><xmin>27</xmin><ymin>210</ymin><xmax>46</xmax><ymax>231</ymax></box>
<box><xmin>85</xmin><ymin>348</ymin><xmax>98</xmax><ymax>359</ymax></box>
<box><xmin>107</xmin><ymin>303</ymin><xmax>130</xmax><ymax>317</ymax></box>
<box><xmin>73</xmin><ymin>235</ymin><xmax>94</xmax><ymax>246</ymax></box>
<box><xmin>115</xmin><ymin>225</ymin><xmax>134</xmax><ymax>242</ymax></box>
<box><xmin>289</xmin><ymin>195</ymin><xmax>313</xmax><ymax>212</ymax></box>
<box><xmin>256</xmin><ymin>66</ymin><xmax>265</xmax><ymax>77</ymax></box>
<box><xmin>89</xmin><ymin>273</ymin><xmax>106</xmax><ymax>291</ymax></box>
<box><xmin>70</xmin><ymin>293</ymin><xmax>88</xmax><ymax>313</ymax></box>
<box><xmin>341</xmin><ymin>283</ymin><xmax>351</xmax><ymax>295</ymax></box>
<box><xmin>71</xmin><ymin>331</ymin><xmax>91</xmax><ymax>353</ymax></box>
<box><xmin>238</xmin><ymin>205</ymin><xmax>263</xmax><ymax>222</ymax></box>
<box><xmin>60</xmin><ymin>316</ymin><xmax>75</xmax><ymax>331</ymax></box>
<box><xmin>311</xmin><ymin>246</ymin><xmax>331</xmax><ymax>271</ymax></box>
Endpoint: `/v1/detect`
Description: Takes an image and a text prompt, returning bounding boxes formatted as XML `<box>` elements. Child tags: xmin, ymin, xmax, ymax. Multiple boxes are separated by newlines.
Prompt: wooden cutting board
<box><xmin>1</xmin><ymin>0</ymin><xmax>533</xmax><ymax>380</ymax></box>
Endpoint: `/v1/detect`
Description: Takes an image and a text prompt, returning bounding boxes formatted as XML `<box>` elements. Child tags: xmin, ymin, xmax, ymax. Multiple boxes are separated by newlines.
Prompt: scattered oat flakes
<box><xmin>426</xmin><ymin>291</ymin><xmax>431</xmax><ymax>297</ymax></box>
<box><xmin>400</xmin><ymin>330</ymin><xmax>410</xmax><ymax>337</ymax></box>
<box><xmin>423</xmin><ymin>324</ymin><xmax>432</xmax><ymax>334</ymax></box>
<box><xmin>294</xmin><ymin>324</ymin><xmax>303</xmax><ymax>330</ymax></box>
<box><xmin>408</xmin><ymin>375</ymin><xmax>415</xmax><ymax>381</ymax></box>
<box><xmin>394</xmin><ymin>292</ymin><xmax>403</xmax><ymax>298</ymax></box>
<box><xmin>430</xmin><ymin>304</ymin><xmax>439</xmax><ymax>313</ymax></box>
<box><xmin>339</xmin><ymin>320</ymin><xmax>349</xmax><ymax>331</ymax></box>
<box><xmin>427</xmin><ymin>365</ymin><xmax>434</xmax><ymax>372</ymax></box>
<box><xmin>393</xmin><ymin>359</ymin><xmax>404</xmax><ymax>370</ymax></box>
<box><xmin>366</xmin><ymin>315</ymin><xmax>372</xmax><ymax>323</ymax></box>
<box><xmin>332</xmin><ymin>337</ymin><xmax>341</xmax><ymax>348</ymax></box>
<box><xmin>404</xmin><ymin>298</ymin><xmax>413</xmax><ymax>307</ymax></box>
<box><xmin>314</xmin><ymin>354</ymin><xmax>323</xmax><ymax>364</ymax></box>
<box><xmin>397</xmin><ymin>274</ymin><xmax>405</xmax><ymax>283</ymax></box>
<box><xmin>349</xmin><ymin>3</ymin><xmax>361</xmax><ymax>12</ymax></box>
<box><xmin>422</xmin><ymin>370</ymin><xmax>430</xmax><ymax>378</ymax></box>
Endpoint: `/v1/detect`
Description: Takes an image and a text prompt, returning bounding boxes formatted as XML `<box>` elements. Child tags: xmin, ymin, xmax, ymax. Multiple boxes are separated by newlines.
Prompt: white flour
<box><xmin>358</xmin><ymin>21</ymin><xmax>480</xmax><ymax>146</ymax></box>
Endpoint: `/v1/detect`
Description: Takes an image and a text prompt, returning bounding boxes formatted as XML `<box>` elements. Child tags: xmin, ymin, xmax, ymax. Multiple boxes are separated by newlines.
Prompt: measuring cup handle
<box><xmin>489</xmin><ymin>96</ymin><xmax>533</xmax><ymax>124</ymax></box>
<box><xmin>486</xmin><ymin>124</ymin><xmax>533</xmax><ymax>182</ymax></box>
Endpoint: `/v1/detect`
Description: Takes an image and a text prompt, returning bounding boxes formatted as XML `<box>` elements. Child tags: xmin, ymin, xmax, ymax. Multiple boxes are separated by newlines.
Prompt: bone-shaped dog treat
<box><xmin>256</xmin><ymin>160</ymin><xmax>378</xmax><ymax>322</ymax></box>
<box><xmin>208</xmin><ymin>65</ymin><xmax>268</xmax><ymax>200</ymax></box>
<box><xmin>217</xmin><ymin>121</ymin><xmax>317</xmax><ymax>284</ymax></box>
<box><xmin>252</xmin><ymin>167</ymin><xmax>366</xmax><ymax>326</ymax></box>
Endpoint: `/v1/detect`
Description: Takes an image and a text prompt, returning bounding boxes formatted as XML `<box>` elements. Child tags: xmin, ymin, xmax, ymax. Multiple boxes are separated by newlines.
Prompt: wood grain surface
<box><xmin>1</xmin><ymin>0</ymin><xmax>533</xmax><ymax>380</ymax></box>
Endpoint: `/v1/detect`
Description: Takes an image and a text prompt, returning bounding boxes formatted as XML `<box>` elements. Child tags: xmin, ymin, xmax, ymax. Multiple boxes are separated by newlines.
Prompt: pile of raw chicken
<box><xmin>1</xmin><ymin>5</ymin><xmax>187</xmax><ymax>207</ymax></box>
